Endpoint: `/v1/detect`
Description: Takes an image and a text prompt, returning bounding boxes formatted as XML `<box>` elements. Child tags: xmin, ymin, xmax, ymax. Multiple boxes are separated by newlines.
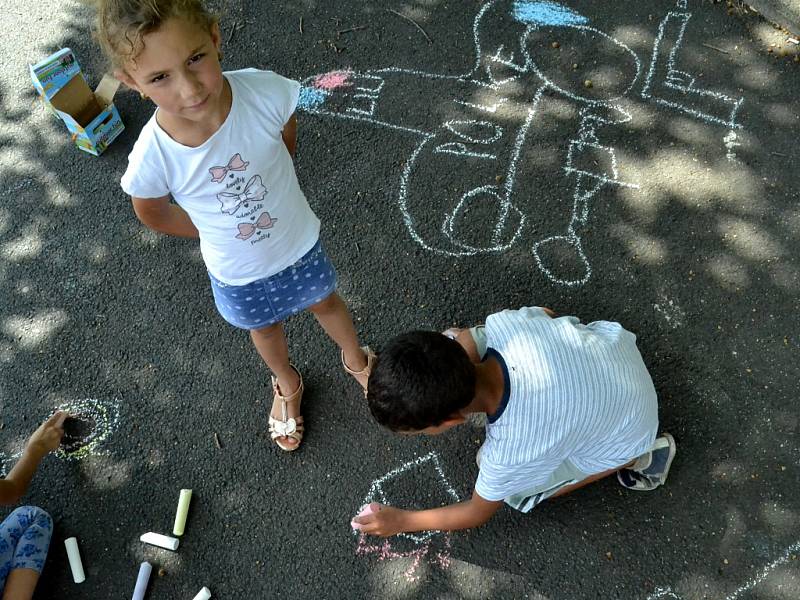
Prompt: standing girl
<box><xmin>95</xmin><ymin>0</ymin><xmax>373</xmax><ymax>451</ymax></box>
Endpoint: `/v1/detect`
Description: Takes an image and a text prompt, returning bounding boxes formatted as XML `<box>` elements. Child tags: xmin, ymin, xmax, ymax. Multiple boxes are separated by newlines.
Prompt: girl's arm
<box><xmin>0</xmin><ymin>412</ymin><xmax>67</xmax><ymax>505</ymax></box>
<box><xmin>131</xmin><ymin>196</ymin><xmax>199</xmax><ymax>238</ymax></box>
<box><xmin>281</xmin><ymin>113</ymin><xmax>297</xmax><ymax>158</ymax></box>
<box><xmin>353</xmin><ymin>489</ymin><xmax>503</xmax><ymax>537</ymax></box>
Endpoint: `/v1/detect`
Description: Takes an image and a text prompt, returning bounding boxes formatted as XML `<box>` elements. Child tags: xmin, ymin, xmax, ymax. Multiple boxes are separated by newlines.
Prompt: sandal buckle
<box><xmin>272</xmin><ymin>418</ymin><xmax>297</xmax><ymax>437</ymax></box>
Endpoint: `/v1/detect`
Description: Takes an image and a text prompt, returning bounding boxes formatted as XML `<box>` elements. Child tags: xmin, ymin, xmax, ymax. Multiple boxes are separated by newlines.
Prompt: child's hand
<box><xmin>24</xmin><ymin>411</ymin><xmax>68</xmax><ymax>458</ymax></box>
<box><xmin>352</xmin><ymin>503</ymin><xmax>408</xmax><ymax>537</ymax></box>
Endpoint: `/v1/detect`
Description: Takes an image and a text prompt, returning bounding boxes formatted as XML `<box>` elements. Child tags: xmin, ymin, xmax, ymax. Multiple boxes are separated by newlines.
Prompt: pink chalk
<box><xmin>351</xmin><ymin>503</ymin><xmax>380</xmax><ymax>530</ymax></box>
<box><xmin>313</xmin><ymin>71</ymin><xmax>352</xmax><ymax>91</ymax></box>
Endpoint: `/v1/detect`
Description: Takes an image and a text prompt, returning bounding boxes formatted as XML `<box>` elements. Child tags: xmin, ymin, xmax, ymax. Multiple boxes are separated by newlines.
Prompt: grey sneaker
<box><xmin>617</xmin><ymin>433</ymin><xmax>676</xmax><ymax>491</ymax></box>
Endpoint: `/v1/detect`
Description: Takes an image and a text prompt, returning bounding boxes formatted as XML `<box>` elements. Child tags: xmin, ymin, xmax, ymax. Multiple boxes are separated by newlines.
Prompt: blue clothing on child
<box><xmin>0</xmin><ymin>506</ymin><xmax>53</xmax><ymax>591</ymax></box>
<box><xmin>209</xmin><ymin>238</ymin><xmax>336</xmax><ymax>330</ymax></box>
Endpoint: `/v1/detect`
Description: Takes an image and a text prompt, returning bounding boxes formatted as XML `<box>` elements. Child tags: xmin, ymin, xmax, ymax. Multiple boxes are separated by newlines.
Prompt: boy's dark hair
<box><xmin>367</xmin><ymin>331</ymin><xmax>476</xmax><ymax>432</ymax></box>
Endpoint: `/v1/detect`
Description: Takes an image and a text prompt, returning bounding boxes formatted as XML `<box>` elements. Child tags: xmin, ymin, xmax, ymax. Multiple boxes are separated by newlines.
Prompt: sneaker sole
<box><xmin>619</xmin><ymin>432</ymin><xmax>677</xmax><ymax>491</ymax></box>
<box><xmin>636</xmin><ymin>432</ymin><xmax>676</xmax><ymax>490</ymax></box>
<box><xmin>652</xmin><ymin>432</ymin><xmax>676</xmax><ymax>487</ymax></box>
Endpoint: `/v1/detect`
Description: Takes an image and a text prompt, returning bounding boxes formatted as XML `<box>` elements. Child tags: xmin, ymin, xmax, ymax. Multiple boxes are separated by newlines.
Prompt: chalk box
<box><xmin>30</xmin><ymin>48</ymin><xmax>124</xmax><ymax>156</ymax></box>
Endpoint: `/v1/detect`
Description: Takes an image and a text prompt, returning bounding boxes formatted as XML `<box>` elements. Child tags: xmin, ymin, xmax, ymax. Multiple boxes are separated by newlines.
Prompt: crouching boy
<box><xmin>355</xmin><ymin>307</ymin><xmax>675</xmax><ymax>537</ymax></box>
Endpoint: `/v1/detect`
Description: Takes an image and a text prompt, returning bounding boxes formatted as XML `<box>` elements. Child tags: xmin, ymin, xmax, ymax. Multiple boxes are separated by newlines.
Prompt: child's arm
<box><xmin>353</xmin><ymin>489</ymin><xmax>503</xmax><ymax>537</ymax></box>
<box><xmin>0</xmin><ymin>412</ymin><xmax>67</xmax><ymax>505</ymax></box>
<box><xmin>132</xmin><ymin>196</ymin><xmax>199</xmax><ymax>238</ymax></box>
<box><xmin>281</xmin><ymin>113</ymin><xmax>298</xmax><ymax>158</ymax></box>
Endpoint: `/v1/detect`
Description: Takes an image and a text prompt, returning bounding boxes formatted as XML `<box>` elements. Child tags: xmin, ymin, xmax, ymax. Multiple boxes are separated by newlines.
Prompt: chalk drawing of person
<box><xmin>299</xmin><ymin>0</ymin><xmax>742</xmax><ymax>286</ymax></box>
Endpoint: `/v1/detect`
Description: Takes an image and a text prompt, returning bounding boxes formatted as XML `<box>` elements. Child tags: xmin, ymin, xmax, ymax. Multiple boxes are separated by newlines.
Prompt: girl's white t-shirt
<box><xmin>120</xmin><ymin>69</ymin><xmax>320</xmax><ymax>285</ymax></box>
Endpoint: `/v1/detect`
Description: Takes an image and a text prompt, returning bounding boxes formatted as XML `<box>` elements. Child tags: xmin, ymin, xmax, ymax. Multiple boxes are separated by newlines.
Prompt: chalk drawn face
<box><xmin>354</xmin><ymin>453</ymin><xmax>460</xmax><ymax>581</ymax></box>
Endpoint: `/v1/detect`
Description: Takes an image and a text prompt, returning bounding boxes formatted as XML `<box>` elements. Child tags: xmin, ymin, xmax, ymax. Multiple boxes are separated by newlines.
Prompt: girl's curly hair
<box><xmin>92</xmin><ymin>0</ymin><xmax>217</xmax><ymax>68</ymax></box>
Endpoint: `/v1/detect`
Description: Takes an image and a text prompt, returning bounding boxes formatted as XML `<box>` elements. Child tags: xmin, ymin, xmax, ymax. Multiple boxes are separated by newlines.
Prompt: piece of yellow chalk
<box><xmin>173</xmin><ymin>489</ymin><xmax>192</xmax><ymax>536</ymax></box>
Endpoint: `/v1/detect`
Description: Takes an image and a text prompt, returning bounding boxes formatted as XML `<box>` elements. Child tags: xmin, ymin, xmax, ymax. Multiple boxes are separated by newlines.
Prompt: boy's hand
<box><xmin>353</xmin><ymin>503</ymin><xmax>408</xmax><ymax>538</ymax></box>
<box><xmin>24</xmin><ymin>411</ymin><xmax>68</xmax><ymax>458</ymax></box>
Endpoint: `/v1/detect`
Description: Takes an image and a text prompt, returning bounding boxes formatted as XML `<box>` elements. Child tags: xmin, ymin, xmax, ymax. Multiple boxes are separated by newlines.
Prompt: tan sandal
<box><xmin>342</xmin><ymin>346</ymin><xmax>376</xmax><ymax>395</ymax></box>
<box><xmin>268</xmin><ymin>366</ymin><xmax>304</xmax><ymax>451</ymax></box>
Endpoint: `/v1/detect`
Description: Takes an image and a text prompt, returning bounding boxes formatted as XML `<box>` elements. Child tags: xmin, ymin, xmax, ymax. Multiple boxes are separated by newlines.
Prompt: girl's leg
<box><xmin>3</xmin><ymin>569</ymin><xmax>41</xmax><ymax>600</ymax></box>
<box><xmin>307</xmin><ymin>293</ymin><xmax>368</xmax><ymax>373</ymax></box>
<box><xmin>250</xmin><ymin>323</ymin><xmax>302</xmax><ymax>448</ymax></box>
<box><xmin>0</xmin><ymin>507</ymin><xmax>52</xmax><ymax>600</ymax></box>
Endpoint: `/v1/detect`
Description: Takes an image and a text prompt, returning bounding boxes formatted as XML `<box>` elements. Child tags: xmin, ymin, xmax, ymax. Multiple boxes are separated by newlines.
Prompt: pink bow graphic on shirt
<box><xmin>209</xmin><ymin>153</ymin><xmax>249</xmax><ymax>183</ymax></box>
<box><xmin>235</xmin><ymin>211</ymin><xmax>279</xmax><ymax>240</ymax></box>
<box><xmin>217</xmin><ymin>174</ymin><xmax>267</xmax><ymax>215</ymax></box>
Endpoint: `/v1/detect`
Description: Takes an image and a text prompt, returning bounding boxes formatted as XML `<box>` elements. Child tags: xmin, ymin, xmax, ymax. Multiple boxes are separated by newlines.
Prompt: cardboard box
<box><xmin>30</xmin><ymin>48</ymin><xmax>124</xmax><ymax>156</ymax></box>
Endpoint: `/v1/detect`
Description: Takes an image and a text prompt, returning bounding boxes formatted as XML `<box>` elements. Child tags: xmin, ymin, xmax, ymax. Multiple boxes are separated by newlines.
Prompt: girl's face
<box><xmin>119</xmin><ymin>17</ymin><xmax>225</xmax><ymax>123</ymax></box>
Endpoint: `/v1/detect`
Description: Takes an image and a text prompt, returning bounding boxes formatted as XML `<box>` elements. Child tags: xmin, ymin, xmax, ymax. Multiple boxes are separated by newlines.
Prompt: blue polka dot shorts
<box><xmin>208</xmin><ymin>239</ymin><xmax>337</xmax><ymax>330</ymax></box>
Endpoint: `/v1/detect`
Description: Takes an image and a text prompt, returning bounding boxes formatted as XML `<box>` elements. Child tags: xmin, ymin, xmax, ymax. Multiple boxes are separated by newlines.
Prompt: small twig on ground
<box><xmin>300</xmin><ymin>16</ymin><xmax>304</xmax><ymax>35</ymax></box>
<box><xmin>770</xmin><ymin>151</ymin><xmax>788</xmax><ymax>157</ymax></box>
<box><xmin>385</xmin><ymin>8</ymin><xmax>432</xmax><ymax>44</ymax></box>
<box><xmin>702</xmin><ymin>43</ymin><xmax>730</xmax><ymax>54</ymax></box>
<box><xmin>337</xmin><ymin>25</ymin><xmax>367</xmax><ymax>37</ymax></box>
<box><xmin>213</xmin><ymin>432</ymin><xmax>223</xmax><ymax>449</ymax></box>
<box><xmin>226</xmin><ymin>22</ymin><xmax>243</xmax><ymax>44</ymax></box>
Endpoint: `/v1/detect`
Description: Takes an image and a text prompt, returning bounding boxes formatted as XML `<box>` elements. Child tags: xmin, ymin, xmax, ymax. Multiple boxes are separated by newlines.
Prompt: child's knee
<box><xmin>250</xmin><ymin>322</ymin><xmax>283</xmax><ymax>338</ymax></box>
<box><xmin>8</xmin><ymin>507</ymin><xmax>52</xmax><ymax>535</ymax></box>
<box><xmin>308</xmin><ymin>292</ymin><xmax>339</xmax><ymax>314</ymax></box>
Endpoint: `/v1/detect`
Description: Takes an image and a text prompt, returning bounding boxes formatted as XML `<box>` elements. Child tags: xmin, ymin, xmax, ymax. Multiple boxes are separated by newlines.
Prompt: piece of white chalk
<box><xmin>132</xmin><ymin>561</ymin><xmax>152</xmax><ymax>600</ymax></box>
<box><xmin>351</xmin><ymin>503</ymin><xmax>380</xmax><ymax>530</ymax></box>
<box><xmin>139</xmin><ymin>532</ymin><xmax>180</xmax><ymax>551</ymax></box>
<box><xmin>192</xmin><ymin>586</ymin><xmax>212</xmax><ymax>600</ymax></box>
<box><xmin>64</xmin><ymin>537</ymin><xmax>86</xmax><ymax>583</ymax></box>
<box><xmin>173</xmin><ymin>488</ymin><xmax>192</xmax><ymax>536</ymax></box>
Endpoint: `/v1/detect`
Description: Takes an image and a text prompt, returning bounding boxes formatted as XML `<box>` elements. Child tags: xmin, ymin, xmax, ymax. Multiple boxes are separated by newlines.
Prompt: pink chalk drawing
<box><xmin>355</xmin><ymin>531</ymin><xmax>452</xmax><ymax>582</ymax></box>
<box><xmin>313</xmin><ymin>71</ymin><xmax>353</xmax><ymax>91</ymax></box>
<box><xmin>352</xmin><ymin>452</ymin><xmax>461</xmax><ymax>581</ymax></box>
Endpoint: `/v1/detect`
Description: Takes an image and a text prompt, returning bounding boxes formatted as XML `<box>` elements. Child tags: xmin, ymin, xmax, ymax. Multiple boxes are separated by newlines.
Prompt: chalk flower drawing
<box><xmin>353</xmin><ymin>452</ymin><xmax>460</xmax><ymax>581</ymax></box>
<box><xmin>298</xmin><ymin>0</ymin><xmax>744</xmax><ymax>287</ymax></box>
<box><xmin>0</xmin><ymin>398</ymin><xmax>121</xmax><ymax>476</ymax></box>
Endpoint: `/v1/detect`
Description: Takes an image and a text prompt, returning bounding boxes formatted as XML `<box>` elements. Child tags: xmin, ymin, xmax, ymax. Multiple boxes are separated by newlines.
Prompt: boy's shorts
<box><xmin>208</xmin><ymin>239</ymin><xmax>337</xmax><ymax>330</ymax></box>
<box><xmin>505</xmin><ymin>459</ymin><xmax>590</xmax><ymax>512</ymax></box>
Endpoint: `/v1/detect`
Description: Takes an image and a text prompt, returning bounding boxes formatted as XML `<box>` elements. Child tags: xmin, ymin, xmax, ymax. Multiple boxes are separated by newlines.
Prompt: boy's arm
<box><xmin>354</xmin><ymin>489</ymin><xmax>503</xmax><ymax>537</ymax></box>
<box><xmin>132</xmin><ymin>196</ymin><xmax>199</xmax><ymax>238</ymax></box>
<box><xmin>0</xmin><ymin>412</ymin><xmax>67</xmax><ymax>505</ymax></box>
<box><xmin>446</xmin><ymin>306</ymin><xmax>556</xmax><ymax>363</ymax></box>
<box><xmin>281</xmin><ymin>112</ymin><xmax>297</xmax><ymax>158</ymax></box>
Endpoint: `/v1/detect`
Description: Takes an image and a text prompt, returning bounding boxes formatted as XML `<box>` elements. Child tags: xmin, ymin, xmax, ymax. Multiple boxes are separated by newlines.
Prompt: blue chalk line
<box><xmin>512</xmin><ymin>1</ymin><xmax>589</xmax><ymax>26</ymax></box>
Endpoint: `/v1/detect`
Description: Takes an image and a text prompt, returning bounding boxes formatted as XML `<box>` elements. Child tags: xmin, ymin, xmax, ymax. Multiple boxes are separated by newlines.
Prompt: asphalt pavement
<box><xmin>1</xmin><ymin>0</ymin><xmax>799</xmax><ymax>598</ymax></box>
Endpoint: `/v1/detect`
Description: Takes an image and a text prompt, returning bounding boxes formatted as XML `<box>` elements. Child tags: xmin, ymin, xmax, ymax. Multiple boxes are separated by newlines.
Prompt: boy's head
<box><xmin>367</xmin><ymin>331</ymin><xmax>476</xmax><ymax>434</ymax></box>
